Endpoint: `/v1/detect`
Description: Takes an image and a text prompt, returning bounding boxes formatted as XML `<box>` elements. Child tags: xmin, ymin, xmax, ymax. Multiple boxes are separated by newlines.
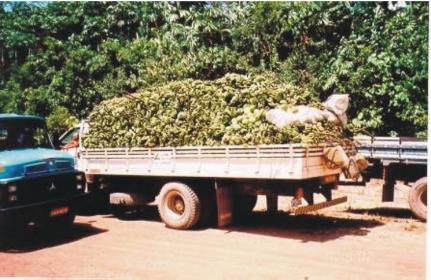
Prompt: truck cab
<box><xmin>57</xmin><ymin>120</ymin><xmax>88</xmax><ymax>165</ymax></box>
<box><xmin>0</xmin><ymin>114</ymin><xmax>86</xmax><ymax>228</ymax></box>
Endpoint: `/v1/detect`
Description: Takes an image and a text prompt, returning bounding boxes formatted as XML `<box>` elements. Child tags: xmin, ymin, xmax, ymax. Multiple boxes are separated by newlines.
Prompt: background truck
<box><xmin>0</xmin><ymin>114</ymin><xmax>86</xmax><ymax>229</ymax></box>
<box><xmin>354</xmin><ymin>136</ymin><xmax>427</xmax><ymax>221</ymax></box>
<box><xmin>60</xmin><ymin>121</ymin><xmax>357</xmax><ymax>230</ymax></box>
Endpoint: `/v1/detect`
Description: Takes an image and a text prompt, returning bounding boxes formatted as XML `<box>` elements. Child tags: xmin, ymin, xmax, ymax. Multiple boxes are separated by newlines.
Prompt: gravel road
<box><xmin>0</xmin><ymin>194</ymin><xmax>426</xmax><ymax>280</ymax></box>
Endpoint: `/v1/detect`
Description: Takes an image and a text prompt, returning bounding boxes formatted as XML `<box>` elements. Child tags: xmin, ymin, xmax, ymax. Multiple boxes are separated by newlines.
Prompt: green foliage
<box><xmin>0</xmin><ymin>2</ymin><xmax>428</xmax><ymax>137</ymax></box>
<box><xmin>46</xmin><ymin>106</ymin><xmax>79</xmax><ymax>138</ymax></box>
<box><xmin>320</xmin><ymin>3</ymin><xmax>428</xmax><ymax>136</ymax></box>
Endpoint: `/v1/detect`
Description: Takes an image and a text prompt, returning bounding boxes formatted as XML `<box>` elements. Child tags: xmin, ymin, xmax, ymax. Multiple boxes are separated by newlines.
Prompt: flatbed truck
<box><xmin>61</xmin><ymin>121</ymin><xmax>356</xmax><ymax>229</ymax></box>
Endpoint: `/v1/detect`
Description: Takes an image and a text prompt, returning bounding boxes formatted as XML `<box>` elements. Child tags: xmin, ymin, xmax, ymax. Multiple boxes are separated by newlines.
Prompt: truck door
<box><xmin>59</xmin><ymin>127</ymin><xmax>80</xmax><ymax>160</ymax></box>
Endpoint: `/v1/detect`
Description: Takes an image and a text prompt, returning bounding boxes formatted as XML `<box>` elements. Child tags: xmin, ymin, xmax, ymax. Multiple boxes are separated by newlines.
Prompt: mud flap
<box><xmin>215</xmin><ymin>180</ymin><xmax>234</xmax><ymax>227</ymax></box>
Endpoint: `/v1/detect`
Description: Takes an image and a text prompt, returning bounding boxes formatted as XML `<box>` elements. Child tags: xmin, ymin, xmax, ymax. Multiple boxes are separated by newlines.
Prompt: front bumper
<box><xmin>0</xmin><ymin>192</ymin><xmax>87</xmax><ymax>226</ymax></box>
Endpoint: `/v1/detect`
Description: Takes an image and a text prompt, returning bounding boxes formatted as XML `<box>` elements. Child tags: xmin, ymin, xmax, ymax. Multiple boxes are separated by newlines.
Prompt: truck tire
<box><xmin>408</xmin><ymin>177</ymin><xmax>427</xmax><ymax>222</ymax></box>
<box><xmin>158</xmin><ymin>182</ymin><xmax>201</xmax><ymax>230</ymax></box>
<box><xmin>48</xmin><ymin>212</ymin><xmax>76</xmax><ymax>229</ymax></box>
<box><xmin>233</xmin><ymin>194</ymin><xmax>257</xmax><ymax>218</ymax></box>
<box><xmin>111</xmin><ymin>205</ymin><xmax>128</xmax><ymax>218</ymax></box>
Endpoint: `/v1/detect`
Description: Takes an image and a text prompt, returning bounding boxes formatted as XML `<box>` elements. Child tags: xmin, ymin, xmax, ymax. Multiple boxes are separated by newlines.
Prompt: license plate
<box><xmin>50</xmin><ymin>206</ymin><xmax>69</xmax><ymax>217</ymax></box>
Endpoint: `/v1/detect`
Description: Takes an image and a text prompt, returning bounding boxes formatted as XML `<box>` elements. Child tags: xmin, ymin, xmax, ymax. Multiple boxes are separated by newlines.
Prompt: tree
<box><xmin>0</xmin><ymin>2</ymin><xmax>427</xmax><ymax>137</ymax></box>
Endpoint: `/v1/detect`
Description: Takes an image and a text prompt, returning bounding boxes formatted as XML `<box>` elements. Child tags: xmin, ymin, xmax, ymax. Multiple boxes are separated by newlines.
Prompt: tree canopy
<box><xmin>0</xmin><ymin>1</ymin><xmax>428</xmax><ymax>137</ymax></box>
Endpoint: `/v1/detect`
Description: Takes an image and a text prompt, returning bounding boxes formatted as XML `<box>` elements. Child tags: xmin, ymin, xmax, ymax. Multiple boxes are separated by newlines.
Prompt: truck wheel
<box><xmin>233</xmin><ymin>194</ymin><xmax>257</xmax><ymax>218</ymax></box>
<box><xmin>158</xmin><ymin>182</ymin><xmax>201</xmax><ymax>230</ymax></box>
<box><xmin>111</xmin><ymin>205</ymin><xmax>128</xmax><ymax>218</ymax></box>
<box><xmin>408</xmin><ymin>177</ymin><xmax>427</xmax><ymax>222</ymax></box>
<box><xmin>49</xmin><ymin>212</ymin><xmax>76</xmax><ymax>229</ymax></box>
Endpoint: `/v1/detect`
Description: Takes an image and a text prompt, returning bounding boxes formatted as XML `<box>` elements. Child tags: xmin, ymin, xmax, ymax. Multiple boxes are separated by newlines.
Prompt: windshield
<box><xmin>0</xmin><ymin>119</ymin><xmax>52</xmax><ymax>151</ymax></box>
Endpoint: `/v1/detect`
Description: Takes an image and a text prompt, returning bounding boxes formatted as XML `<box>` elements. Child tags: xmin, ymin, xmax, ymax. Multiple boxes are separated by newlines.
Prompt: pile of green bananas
<box><xmin>83</xmin><ymin>73</ymin><xmax>345</xmax><ymax>148</ymax></box>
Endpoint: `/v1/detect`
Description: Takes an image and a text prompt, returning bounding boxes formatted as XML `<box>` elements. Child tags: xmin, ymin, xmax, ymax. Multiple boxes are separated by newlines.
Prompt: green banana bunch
<box><xmin>83</xmin><ymin>73</ymin><xmax>345</xmax><ymax>148</ymax></box>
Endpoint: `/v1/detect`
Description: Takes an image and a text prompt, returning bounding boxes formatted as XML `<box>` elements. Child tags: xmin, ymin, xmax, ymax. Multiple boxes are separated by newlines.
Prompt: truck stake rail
<box><xmin>80</xmin><ymin>143</ymin><xmax>343</xmax><ymax>180</ymax></box>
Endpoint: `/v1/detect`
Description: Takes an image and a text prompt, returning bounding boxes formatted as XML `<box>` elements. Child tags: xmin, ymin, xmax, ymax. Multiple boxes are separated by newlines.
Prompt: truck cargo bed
<box><xmin>80</xmin><ymin>144</ymin><xmax>342</xmax><ymax>180</ymax></box>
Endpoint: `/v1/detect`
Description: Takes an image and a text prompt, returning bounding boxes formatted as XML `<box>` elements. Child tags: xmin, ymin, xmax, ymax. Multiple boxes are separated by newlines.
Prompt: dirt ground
<box><xmin>0</xmin><ymin>184</ymin><xmax>426</xmax><ymax>280</ymax></box>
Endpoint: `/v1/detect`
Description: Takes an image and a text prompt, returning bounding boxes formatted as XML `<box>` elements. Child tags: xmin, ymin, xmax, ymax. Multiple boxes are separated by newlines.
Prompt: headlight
<box><xmin>76</xmin><ymin>173</ymin><xmax>85</xmax><ymax>191</ymax></box>
<box><xmin>8</xmin><ymin>194</ymin><xmax>17</xmax><ymax>202</ymax></box>
<box><xmin>76</xmin><ymin>174</ymin><xmax>84</xmax><ymax>182</ymax></box>
<box><xmin>8</xmin><ymin>185</ymin><xmax>17</xmax><ymax>193</ymax></box>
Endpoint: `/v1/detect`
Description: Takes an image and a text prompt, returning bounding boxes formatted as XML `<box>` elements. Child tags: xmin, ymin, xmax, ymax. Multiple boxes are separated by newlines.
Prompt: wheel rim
<box><xmin>165</xmin><ymin>191</ymin><xmax>186</xmax><ymax>221</ymax></box>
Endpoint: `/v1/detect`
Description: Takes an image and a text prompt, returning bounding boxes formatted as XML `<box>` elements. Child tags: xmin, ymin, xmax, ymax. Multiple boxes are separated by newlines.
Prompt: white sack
<box><xmin>265</xmin><ymin>94</ymin><xmax>350</xmax><ymax>128</ymax></box>
<box><xmin>324</xmin><ymin>94</ymin><xmax>349</xmax><ymax>116</ymax></box>
<box><xmin>265</xmin><ymin>108</ymin><xmax>293</xmax><ymax>129</ymax></box>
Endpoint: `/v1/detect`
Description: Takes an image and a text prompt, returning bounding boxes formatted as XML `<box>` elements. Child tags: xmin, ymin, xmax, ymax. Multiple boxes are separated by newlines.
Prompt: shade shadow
<box><xmin>347</xmin><ymin>207</ymin><xmax>415</xmax><ymax>219</ymax></box>
<box><xmin>224</xmin><ymin>210</ymin><xmax>384</xmax><ymax>242</ymax></box>
<box><xmin>103</xmin><ymin>205</ymin><xmax>162</xmax><ymax>222</ymax></box>
<box><xmin>101</xmin><ymin>204</ymin><xmax>385</xmax><ymax>242</ymax></box>
<box><xmin>0</xmin><ymin>222</ymin><xmax>107</xmax><ymax>253</ymax></box>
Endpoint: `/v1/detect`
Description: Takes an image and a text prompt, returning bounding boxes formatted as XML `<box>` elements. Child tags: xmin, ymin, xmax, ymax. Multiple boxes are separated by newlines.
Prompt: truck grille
<box><xmin>7</xmin><ymin>173</ymin><xmax>77</xmax><ymax>207</ymax></box>
<box><xmin>24</xmin><ymin>160</ymin><xmax>74</xmax><ymax>175</ymax></box>
<box><xmin>56</xmin><ymin>160</ymin><xmax>73</xmax><ymax>170</ymax></box>
<box><xmin>25</xmin><ymin>162</ymin><xmax>48</xmax><ymax>175</ymax></box>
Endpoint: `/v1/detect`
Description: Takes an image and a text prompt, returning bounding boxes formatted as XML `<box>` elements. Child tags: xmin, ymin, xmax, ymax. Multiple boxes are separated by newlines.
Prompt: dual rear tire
<box><xmin>157</xmin><ymin>182</ymin><xmax>257</xmax><ymax>230</ymax></box>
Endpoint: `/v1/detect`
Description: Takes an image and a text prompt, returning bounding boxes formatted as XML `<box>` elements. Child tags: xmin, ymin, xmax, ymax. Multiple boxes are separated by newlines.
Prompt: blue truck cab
<box><xmin>0</xmin><ymin>114</ymin><xmax>86</xmax><ymax>228</ymax></box>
